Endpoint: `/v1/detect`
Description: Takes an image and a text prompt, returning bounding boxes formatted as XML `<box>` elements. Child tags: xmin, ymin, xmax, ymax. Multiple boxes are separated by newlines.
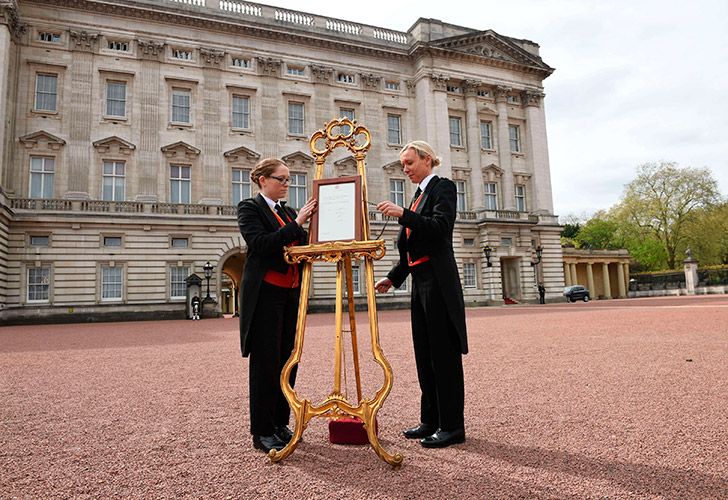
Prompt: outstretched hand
<box><xmin>375</xmin><ymin>277</ymin><xmax>393</xmax><ymax>293</ymax></box>
<box><xmin>376</xmin><ymin>201</ymin><xmax>404</xmax><ymax>218</ymax></box>
<box><xmin>295</xmin><ymin>197</ymin><xmax>318</xmax><ymax>226</ymax></box>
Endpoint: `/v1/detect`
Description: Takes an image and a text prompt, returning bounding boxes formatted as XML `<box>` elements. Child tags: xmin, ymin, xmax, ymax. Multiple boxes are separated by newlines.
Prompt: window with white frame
<box><xmin>385</xmin><ymin>81</ymin><xmax>400</xmax><ymax>90</ymax></box>
<box><xmin>449</xmin><ymin>116</ymin><xmax>463</xmax><ymax>147</ymax></box>
<box><xmin>389</xmin><ymin>179</ymin><xmax>405</xmax><ymax>206</ymax></box>
<box><xmin>171</xmin><ymin>237</ymin><xmax>188</xmax><ymax>248</ymax></box>
<box><xmin>515</xmin><ymin>184</ymin><xmax>527</xmax><ymax>212</ymax></box>
<box><xmin>27</xmin><ymin>266</ymin><xmax>51</xmax><ymax>302</ymax></box>
<box><xmin>463</xmin><ymin>262</ymin><xmax>476</xmax><ymax>288</ymax></box>
<box><xmin>101</xmin><ymin>265</ymin><xmax>123</xmax><ymax>300</ymax></box>
<box><xmin>103</xmin><ymin>236</ymin><xmax>122</xmax><ymax>247</ymax></box>
<box><xmin>172</xmin><ymin>49</ymin><xmax>192</xmax><ymax>60</ymax></box>
<box><xmin>102</xmin><ymin>161</ymin><xmax>125</xmax><ymax>201</ymax></box>
<box><xmin>29</xmin><ymin>156</ymin><xmax>55</xmax><ymax>199</ymax></box>
<box><xmin>232</xmin><ymin>57</ymin><xmax>251</xmax><ymax>68</ymax></box>
<box><xmin>107</xmin><ymin>40</ymin><xmax>129</xmax><ymax>52</ymax></box>
<box><xmin>30</xmin><ymin>235</ymin><xmax>50</xmax><ymax>246</ymax></box>
<box><xmin>34</xmin><ymin>74</ymin><xmax>58</xmax><ymax>112</ymax></box>
<box><xmin>447</xmin><ymin>85</ymin><xmax>462</xmax><ymax>93</ymax></box>
<box><xmin>351</xmin><ymin>264</ymin><xmax>360</xmax><ymax>294</ymax></box>
<box><xmin>337</xmin><ymin>73</ymin><xmax>355</xmax><ymax>84</ymax></box>
<box><xmin>288</xmin><ymin>101</ymin><xmax>305</xmax><ymax>135</ymax></box>
<box><xmin>232</xmin><ymin>95</ymin><xmax>250</xmax><ymax>129</ymax></box>
<box><xmin>286</xmin><ymin>65</ymin><xmax>305</xmax><ymax>76</ymax></box>
<box><xmin>38</xmin><ymin>32</ymin><xmax>61</xmax><ymax>43</ymax></box>
<box><xmin>288</xmin><ymin>173</ymin><xmax>307</xmax><ymax>209</ymax></box>
<box><xmin>484</xmin><ymin>182</ymin><xmax>498</xmax><ymax>210</ymax></box>
<box><xmin>170</xmin><ymin>265</ymin><xmax>189</xmax><ymax>299</ymax></box>
<box><xmin>387</xmin><ymin>114</ymin><xmax>401</xmax><ymax>145</ymax></box>
<box><xmin>171</xmin><ymin>88</ymin><xmax>191</xmax><ymax>124</ymax></box>
<box><xmin>232</xmin><ymin>169</ymin><xmax>251</xmax><ymax>204</ymax></box>
<box><xmin>105</xmin><ymin>81</ymin><xmax>126</xmax><ymax>117</ymax></box>
<box><xmin>170</xmin><ymin>165</ymin><xmax>191</xmax><ymax>204</ymax></box>
<box><xmin>456</xmin><ymin>180</ymin><xmax>467</xmax><ymax>211</ymax></box>
<box><xmin>507</xmin><ymin>95</ymin><xmax>519</xmax><ymax>104</ymax></box>
<box><xmin>339</xmin><ymin>108</ymin><xmax>354</xmax><ymax>134</ymax></box>
<box><xmin>480</xmin><ymin>121</ymin><xmax>493</xmax><ymax>149</ymax></box>
<box><xmin>509</xmin><ymin>124</ymin><xmax>521</xmax><ymax>152</ymax></box>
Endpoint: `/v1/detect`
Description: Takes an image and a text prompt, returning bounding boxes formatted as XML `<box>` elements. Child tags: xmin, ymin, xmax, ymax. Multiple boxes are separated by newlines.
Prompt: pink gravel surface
<box><xmin>2</xmin><ymin>294</ymin><xmax>728</xmax><ymax>499</ymax></box>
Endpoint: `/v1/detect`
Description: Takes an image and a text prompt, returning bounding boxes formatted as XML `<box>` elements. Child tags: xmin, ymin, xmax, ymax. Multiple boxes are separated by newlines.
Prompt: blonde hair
<box><xmin>250</xmin><ymin>158</ymin><xmax>287</xmax><ymax>187</ymax></box>
<box><xmin>401</xmin><ymin>141</ymin><xmax>441</xmax><ymax>167</ymax></box>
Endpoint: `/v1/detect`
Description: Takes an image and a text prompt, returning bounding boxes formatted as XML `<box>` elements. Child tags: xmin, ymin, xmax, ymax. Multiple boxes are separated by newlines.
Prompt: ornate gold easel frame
<box><xmin>268</xmin><ymin>118</ymin><xmax>403</xmax><ymax>466</ymax></box>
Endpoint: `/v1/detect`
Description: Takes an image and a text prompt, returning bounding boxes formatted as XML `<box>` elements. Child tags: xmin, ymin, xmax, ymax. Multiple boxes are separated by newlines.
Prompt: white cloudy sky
<box><xmin>257</xmin><ymin>0</ymin><xmax>728</xmax><ymax>218</ymax></box>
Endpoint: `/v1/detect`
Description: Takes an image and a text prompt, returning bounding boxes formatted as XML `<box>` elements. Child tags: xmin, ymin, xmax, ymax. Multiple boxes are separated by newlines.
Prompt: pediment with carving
<box><xmin>223</xmin><ymin>145</ymin><xmax>261</xmax><ymax>162</ymax></box>
<box><xmin>333</xmin><ymin>155</ymin><xmax>358</xmax><ymax>174</ymax></box>
<box><xmin>483</xmin><ymin>163</ymin><xmax>503</xmax><ymax>181</ymax></box>
<box><xmin>282</xmin><ymin>151</ymin><xmax>314</xmax><ymax>169</ymax></box>
<box><xmin>382</xmin><ymin>159</ymin><xmax>403</xmax><ymax>175</ymax></box>
<box><xmin>451</xmin><ymin>167</ymin><xmax>471</xmax><ymax>180</ymax></box>
<box><xmin>161</xmin><ymin>141</ymin><xmax>200</xmax><ymax>159</ymax></box>
<box><xmin>18</xmin><ymin>130</ymin><xmax>66</xmax><ymax>150</ymax></box>
<box><xmin>92</xmin><ymin>136</ymin><xmax>136</xmax><ymax>155</ymax></box>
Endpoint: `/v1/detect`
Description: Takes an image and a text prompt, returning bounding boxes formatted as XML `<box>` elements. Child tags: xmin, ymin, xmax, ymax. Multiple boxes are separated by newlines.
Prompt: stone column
<box><xmin>136</xmin><ymin>39</ymin><xmax>165</xmax><ymax>201</ymax></box>
<box><xmin>200</xmin><ymin>48</ymin><xmax>225</xmax><ymax>204</ymax></box>
<box><xmin>522</xmin><ymin>91</ymin><xmax>554</xmax><ymax>214</ymax></box>
<box><xmin>683</xmin><ymin>249</ymin><xmax>698</xmax><ymax>295</ymax></box>
<box><xmin>0</xmin><ymin>1</ymin><xmax>16</xmax><ymax>186</ymax></box>
<box><xmin>494</xmin><ymin>86</ymin><xmax>515</xmax><ymax>210</ymax></box>
<box><xmin>586</xmin><ymin>262</ymin><xmax>595</xmax><ymax>296</ymax></box>
<box><xmin>602</xmin><ymin>262</ymin><xmax>611</xmax><ymax>299</ymax></box>
<box><xmin>464</xmin><ymin>80</ymin><xmax>484</xmax><ymax>209</ymax></box>
<box><xmin>622</xmin><ymin>263</ymin><xmax>630</xmax><ymax>293</ymax></box>
<box><xmin>563</xmin><ymin>263</ymin><xmax>571</xmax><ymax>286</ymax></box>
<box><xmin>427</xmin><ymin>74</ymin><xmax>452</xmax><ymax>179</ymax></box>
<box><xmin>569</xmin><ymin>263</ymin><xmax>578</xmax><ymax>285</ymax></box>
<box><xmin>617</xmin><ymin>261</ymin><xmax>626</xmax><ymax>298</ymax></box>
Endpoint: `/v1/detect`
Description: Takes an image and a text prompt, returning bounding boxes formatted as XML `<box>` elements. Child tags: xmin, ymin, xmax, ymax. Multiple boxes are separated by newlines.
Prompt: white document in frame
<box><xmin>317</xmin><ymin>182</ymin><xmax>357</xmax><ymax>241</ymax></box>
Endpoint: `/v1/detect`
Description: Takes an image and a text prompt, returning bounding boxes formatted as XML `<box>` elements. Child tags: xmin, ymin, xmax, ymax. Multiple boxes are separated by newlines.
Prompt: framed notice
<box><xmin>310</xmin><ymin>175</ymin><xmax>363</xmax><ymax>243</ymax></box>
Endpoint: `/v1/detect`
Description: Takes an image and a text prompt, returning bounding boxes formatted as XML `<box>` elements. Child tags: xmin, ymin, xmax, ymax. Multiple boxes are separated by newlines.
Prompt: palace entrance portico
<box><xmin>562</xmin><ymin>249</ymin><xmax>631</xmax><ymax>299</ymax></box>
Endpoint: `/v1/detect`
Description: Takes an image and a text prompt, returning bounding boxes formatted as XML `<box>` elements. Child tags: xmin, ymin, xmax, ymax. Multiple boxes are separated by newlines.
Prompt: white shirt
<box><xmin>260</xmin><ymin>193</ymin><xmax>279</xmax><ymax>211</ymax></box>
<box><xmin>417</xmin><ymin>173</ymin><xmax>437</xmax><ymax>195</ymax></box>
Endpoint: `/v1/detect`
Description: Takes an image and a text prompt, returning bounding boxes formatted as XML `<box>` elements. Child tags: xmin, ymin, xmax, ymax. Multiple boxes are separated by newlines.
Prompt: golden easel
<box><xmin>268</xmin><ymin>118</ymin><xmax>403</xmax><ymax>466</ymax></box>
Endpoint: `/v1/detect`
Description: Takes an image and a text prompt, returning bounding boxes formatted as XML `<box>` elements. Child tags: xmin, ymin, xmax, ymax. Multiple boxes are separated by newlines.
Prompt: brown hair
<box><xmin>401</xmin><ymin>140</ymin><xmax>441</xmax><ymax>167</ymax></box>
<box><xmin>250</xmin><ymin>158</ymin><xmax>286</xmax><ymax>187</ymax></box>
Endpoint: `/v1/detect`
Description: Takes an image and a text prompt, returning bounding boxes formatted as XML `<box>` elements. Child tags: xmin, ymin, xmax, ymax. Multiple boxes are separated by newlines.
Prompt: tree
<box><xmin>573</xmin><ymin>211</ymin><xmax>622</xmax><ymax>250</ymax></box>
<box><xmin>613</xmin><ymin>162</ymin><xmax>720</xmax><ymax>269</ymax></box>
<box><xmin>684</xmin><ymin>202</ymin><xmax>728</xmax><ymax>265</ymax></box>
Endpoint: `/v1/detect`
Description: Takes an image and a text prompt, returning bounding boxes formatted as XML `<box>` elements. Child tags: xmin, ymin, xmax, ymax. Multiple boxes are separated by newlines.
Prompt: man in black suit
<box><xmin>375</xmin><ymin>141</ymin><xmax>468</xmax><ymax>448</ymax></box>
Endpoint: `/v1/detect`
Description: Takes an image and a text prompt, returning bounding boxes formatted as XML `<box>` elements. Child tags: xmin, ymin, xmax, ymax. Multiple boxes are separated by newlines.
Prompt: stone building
<box><xmin>0</xmin><ymin>0</ymin><xmax>563</xmax><ymax>323</ymax></box>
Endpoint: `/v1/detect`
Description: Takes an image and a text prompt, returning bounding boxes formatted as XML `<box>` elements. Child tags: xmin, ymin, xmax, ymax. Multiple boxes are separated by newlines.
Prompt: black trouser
<box><xmin>410</xmin><ymin>262</ymin><xmax>465</xmax><ymax>431</ymax></box>
<box><xmin>248</xmin><ymin>282</ymin><xmax>300</xmax><ymax>436</ymax></box>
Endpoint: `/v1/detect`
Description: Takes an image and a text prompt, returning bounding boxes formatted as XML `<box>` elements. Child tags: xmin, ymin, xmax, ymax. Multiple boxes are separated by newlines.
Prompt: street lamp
<box><xmin>483</xmin><ymin>245</ymin><xmax>493</xmax><ymax>267</ymax></box>
<box><xmin>203</xmin><ymin>261</ymin><xmax>213</xmax><ymax>300</ymax></box>
<box><xmin>530</xmin><ymin>245</ymin><xmax>543</xmax><ymax>267</ymax></box>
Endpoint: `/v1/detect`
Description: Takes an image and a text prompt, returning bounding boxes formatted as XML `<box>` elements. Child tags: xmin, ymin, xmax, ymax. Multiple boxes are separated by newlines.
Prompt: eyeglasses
<box><xmin>269</xmin><ymin>175</ymin><xmax>291</xmax><ymax>186</ymax></box>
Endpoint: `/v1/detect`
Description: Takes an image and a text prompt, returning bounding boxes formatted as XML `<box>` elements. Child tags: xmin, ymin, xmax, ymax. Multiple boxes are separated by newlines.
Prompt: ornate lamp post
<box><xmin>203</xmin><ymin>261</ymin><xmax>213</xmax><ymax>300</ymax></box>
<box><xmin>483</xmin><ymin>245</ymin><xmax>493</xmax><ymax>267</ymax></box>
<box><xmin>530</xmin><ymin>245</ymin><xmax>543</xmax><ymax>267</ymax></box>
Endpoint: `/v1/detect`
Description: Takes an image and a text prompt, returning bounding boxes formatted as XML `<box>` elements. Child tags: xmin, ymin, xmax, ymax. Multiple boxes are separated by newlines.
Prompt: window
<box><xmin>30</xmin><ymin>235</ymin><xmax>50</xmax><ymax>246</ymax></box>
<box><xmin>464</xmin><ymin>238</ymin><xmax>475</xmax><ymax>247</ymax></box>
<box><xmin>399</xmin><ymin>276</ymin><xmax>408</xmax><ymax>291</ymax></box>
<box><xmin>171</xmin><ymin>89</ymin><xmax>191</xmax><ymax>124</ymax></box>
<box><xmin>389</xmin><ymin>179</ymin><xmax>405</xmax><ymax>206</ymax></box>
<box><xmin>340</xmin><ymin>108</ymin><xmax>355</xmax><ymax>134</ymax></box>
<box><xmin>170</xmin><ymin>165</ymin><xmax>191</xmax><ymax>204</ymax></box>
<box><xmin>385</xmin><ymin>81</ymin><xmax>400</xmax><ymax>90</ymax></box>
<box><xmin>34</xmin><ymin>74</ymin><xmax>58</xmax><ymax>112</ymax></box>
<box><xmin>232</xmin><ymin>57</ymin><xmax>251</xmax><ymax>68</ymax></box>
<box><xmin>288</xmin><ymin>102</ymin><xmax>305</xmax><ymax>135</ymax></box>
<box><xmin>103</xmin><ymin>236</ymin><xmax>122</xmax><ymax>247</ymax></box>
<box><xmin>337</xmin><ymin>73</ymin><xmax>355</xmax><ymax>84</ymax></box>
<box><xmin>351</xmin><ymin>264</ymin><xmax>360</xmax><ymax>294</ymax></box>
<box><xmin>507</xmin><ymin>95</ymin><xmax>519</xmax><ymax>104</ymax></box>
<box><xmin>509</xmin><ymin>124</ymin><xmax>521</xmax><ymax>152</ymax></box>
<box><xmin>101</xmin><ymin>265</ymin><xmax>123</xmax><ymax>300</ymax></box>
<box><xmin>27</xmin><ymin>267</ymin><xmax>51</xmax><ymax>302</ymax></box>
<box><xmin>171</xmin><ymin>237</ymin><xmax>188</xmax><ymax>248</ymax></box>
<box><xmin>105</xmin><ymin>81</ymin><xmax>126</xmax><ymax>117</ymax></box>
<box><xmin>515</xmin><ymin>184</ymin><xmax>527</xmax><ymax>212</ymax></box>
<box><xmin>387</xmin><ymin>114</ymin><xmax>401</xmax><ymax>145</ymax></box>
<box><xmin>447</xmin><ymin>85</ymin><xmax>462</xmax><ymax>93</ymax></box>
<box><xmin>170</xmin><ymin>266</ymin><xmax>188</xmax><ymax>299</ymax></box>
<box><xmin>29</xmin><ymin>156</ymin><xmax>55</xmax><ymax>199</ymax></box>
<box><xmin>480</xmin><ymin>121</ymin><xmax>492</xmax><ymax>149</ymax></box>
<box><xmin>501</xmin><ymin>237</ymin><xmax>513</xmax><ymax>247</ymax></box>
<box><xmin>456</xmin><ymin>180</ymin><xmax>467</xmax><ymax>211</ymax></box>
<box><xmin>38</xmin><ymin>32</ymin><xmax>61</xmax><ymax>43</ymax></box>
<box><xmin>463</xmin><ymin>262</ymin><xmax>476</xmax><ymax>288</ymax></box>
<box><xmin>232</xmin><ymin>169</ymin><xmax>251</xmax><ymax>204</ymax></box>
<box><xmin>102</xmin><ymin>161</ymin><xmax>125</xmax><ymax>201</ymax></box>
<box><xmin>172</xmin><ymin>49</ymin><xmax>192</xmax><ymax>60</ymax></box>
<box><xmin>477</xmin><ymin>89</ymin><xmax>489</xmax><ymax>97</ymax></box>
<box><xmin>107</xmin><ymin>40</ymin><xmax>129</xmax><ymax>52</ymax></box>
<box><xmin>288</xmin><ymin>173</ymin><xmax>307</xmax><ymax>209</ymax></box>
<box><xmin>232</xmin><ymin>95</ymin><xmax>250</xmax><ymax>129</ymax></box>
<box><xmin>287</xmin><ymin>66</ymin><xmax>305</xmax><ymax>76</ymax></box>
<box><xmin>449</xmin><ymin>117</ymin><xmax>463</xmax><ymax>147</ymax></box>
<box><xmin>484</xmin><ymin>182</ymin><xmax>498</xmax><ymax>210</ymax></box>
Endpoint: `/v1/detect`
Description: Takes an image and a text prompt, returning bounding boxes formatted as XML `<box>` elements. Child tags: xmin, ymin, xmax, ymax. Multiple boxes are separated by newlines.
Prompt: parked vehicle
<box><xmin>563</xmin><ymin>285</ymin><xmax>590</xmax><ymax>302</ymax></box>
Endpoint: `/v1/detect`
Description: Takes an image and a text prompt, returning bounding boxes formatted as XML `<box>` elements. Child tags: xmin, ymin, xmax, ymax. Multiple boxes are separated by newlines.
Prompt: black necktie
<box><xmin>274</xmin><ymin>203</ymin><xmax>289</xmax><ymax>223</ymax></box>
<box><xmin>410</xmin><ymin>188</ymin><xmax>422</xmax><ymax>208</ymax></box>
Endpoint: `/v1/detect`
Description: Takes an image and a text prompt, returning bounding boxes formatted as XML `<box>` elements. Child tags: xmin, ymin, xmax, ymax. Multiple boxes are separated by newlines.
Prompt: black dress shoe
<box><xmin>420</xmin><ymin>428</ymin><xmax>465</xmax><ymax>448</ymax></box>
<box><xmin>274</xmin><ymin>425</ymin><xmax>293</xmax><ymax>443</ymax></box>
<box><xmin>252</xmin><ymin>434</ymin><xmax>286</xmax><ymax>453</ymax></box>
<box><xmin>402</xmin><ymin>423</ymin><xmax>437</xmax><ymax>439</ymax></box>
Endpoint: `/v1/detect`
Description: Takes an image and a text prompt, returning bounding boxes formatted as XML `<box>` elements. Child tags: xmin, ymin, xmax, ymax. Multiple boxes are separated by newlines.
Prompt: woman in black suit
<box><xmin>237</xmin><ymin>158</ymin><xmax>316</xmax><ymax>453</ymax></box>
<box><xmin>375</xmin><ymin>140</ymin><xmax>468</xmax><ymax>449</ymax></box>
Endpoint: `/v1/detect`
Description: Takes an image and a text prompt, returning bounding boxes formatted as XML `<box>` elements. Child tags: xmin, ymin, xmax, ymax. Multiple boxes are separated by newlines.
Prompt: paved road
<box><xmin>2</xmin><ymin>295</ymin><xmax>727</xmax><ymax>498</ymax></box>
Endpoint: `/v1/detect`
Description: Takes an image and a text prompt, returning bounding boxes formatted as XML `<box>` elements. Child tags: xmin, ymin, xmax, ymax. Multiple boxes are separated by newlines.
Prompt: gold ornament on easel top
<box><xmin>269</xmin><ymin>118</ymin><xmax>403</xmax><ymax>467</ymax></box>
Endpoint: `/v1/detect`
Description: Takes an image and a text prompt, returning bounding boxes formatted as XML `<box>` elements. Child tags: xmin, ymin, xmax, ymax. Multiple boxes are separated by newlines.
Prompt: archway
<box><xmin>217</xmin><ymin>246</ymin><xmax>246</xmax><ymax>317</ymax></box>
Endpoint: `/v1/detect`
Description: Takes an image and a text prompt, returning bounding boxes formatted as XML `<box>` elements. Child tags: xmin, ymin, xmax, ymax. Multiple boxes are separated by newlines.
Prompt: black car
<box><xmin>563</xmin><ymin>285</ymin><xmax>590</xmax><ymax>302</ymax></box>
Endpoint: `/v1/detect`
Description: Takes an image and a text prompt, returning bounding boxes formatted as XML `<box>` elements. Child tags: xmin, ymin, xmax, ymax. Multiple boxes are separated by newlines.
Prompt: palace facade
<box><xmin>0</xmin><ymin>0</ymin><xmax>564</xmax><ymax>323</ymax></box>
